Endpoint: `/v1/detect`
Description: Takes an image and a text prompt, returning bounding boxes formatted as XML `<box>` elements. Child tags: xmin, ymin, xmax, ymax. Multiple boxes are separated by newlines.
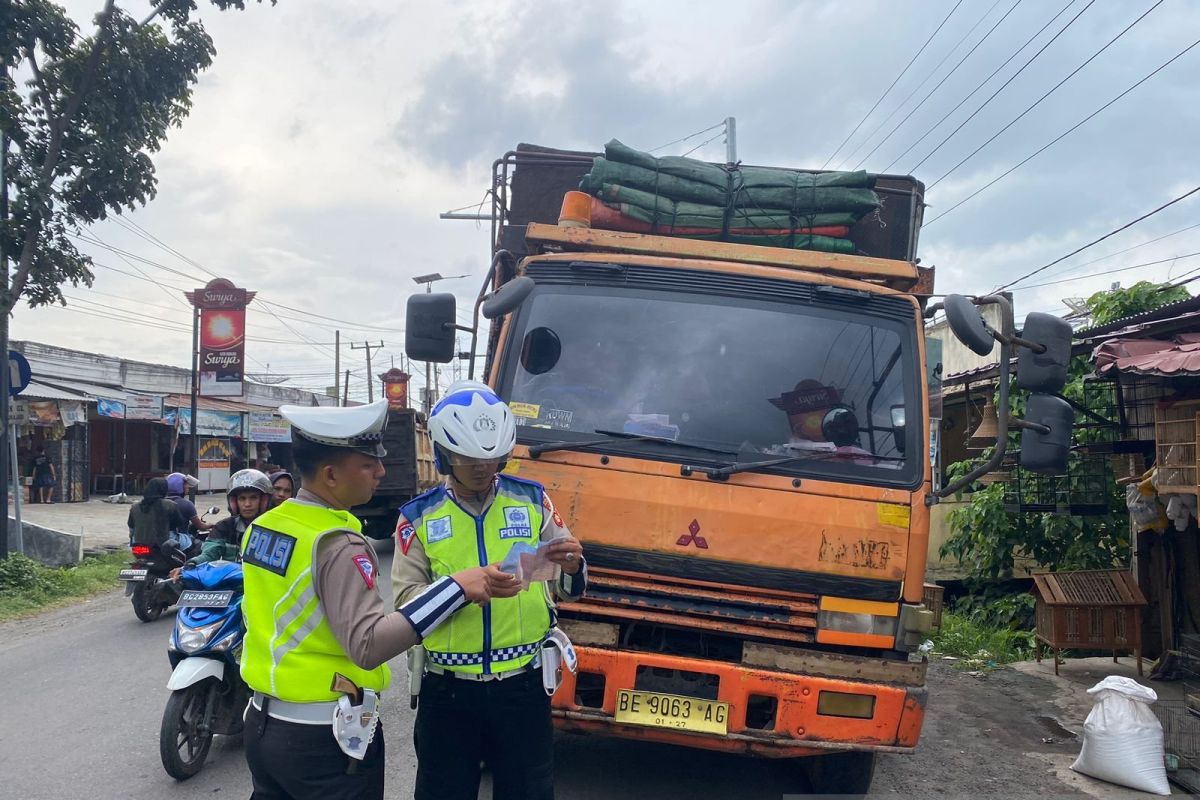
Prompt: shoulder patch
<box><xmin>395</xmin><ymin>516</ymin><xmax>417</xmax><ymax>555</ymax></box>
<box><xmin>243</xmin><ymin>525</ymin><xmax>297</xmax><ymax>577</ymax></box>
<box><xmin>352</xmin><ymin>553</ymin><xmax>376</xmax><ymax>589</ymax></box>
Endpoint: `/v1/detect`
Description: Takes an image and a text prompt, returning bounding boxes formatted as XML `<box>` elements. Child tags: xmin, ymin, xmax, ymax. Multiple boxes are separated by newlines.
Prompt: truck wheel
<box><xmin>804</xmin><ymin>751</ymin><xmax>876</xmax><ymax>797</ymax></box>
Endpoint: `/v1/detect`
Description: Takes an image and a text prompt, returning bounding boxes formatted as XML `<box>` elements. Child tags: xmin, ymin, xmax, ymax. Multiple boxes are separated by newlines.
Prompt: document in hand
<box><xmin>501</xmin><ymin>536</ymin><xmax>568</xmax><ymax>589</ymax></box>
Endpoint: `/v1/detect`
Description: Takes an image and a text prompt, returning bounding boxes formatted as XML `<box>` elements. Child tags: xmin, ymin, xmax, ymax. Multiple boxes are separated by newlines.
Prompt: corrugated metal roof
<box><xmin>20</xmin><ymin>380</ymin><xmax>95</xmax><ymax>402</ymax></box>
<box><xmin>35</xmin><ymin>378</ymin><xmax>136</xmax><ymax>401</ymax></box>
<box><xmin>1093</xmin><ymin>333</ymin><xmax>1200</xmax><ymax>377</ymax></box>
<box><xmin>163</xmin><ymin>394</ymin><xmax>275</xmax><ymax>413</ymax></box>
<box><xmin>1075</xmin><ymin>294</ymin><xmax>1200</xmax><ymax>339</ymax></box>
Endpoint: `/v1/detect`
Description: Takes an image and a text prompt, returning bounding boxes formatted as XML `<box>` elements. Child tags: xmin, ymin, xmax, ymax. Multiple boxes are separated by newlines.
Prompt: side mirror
<box><xmin>405</xmin><ymin>293</ymin><xmax>457</xmax><ymax>363</ymax></box>
<box><xmin>1020</xmin><ymin>394</ymin><xmax>1073</xmax><ymax>474</ymax></box>
<box><xmin>944</xmin><ymin>294</ymin><xmax>995</xmax><ymax>357</ymax></box>
<box><xmin>208</xmin><ymin>506</ymin><xmax>221</xmax><ymax>515</ymax></box>
<box><xmin>1017</xmin><ymin>313</ymin><xmax>1072</xmax><ymax>392</ymax></box>
<box><xmin>890</xmin><ymin>404</ymin><xmax>907</xmax><ymax>456</ymax></box>
<box><xmin>481</xmin><ymin>276</ymin><xmax>535</xmax><ymax>320</ymax></box>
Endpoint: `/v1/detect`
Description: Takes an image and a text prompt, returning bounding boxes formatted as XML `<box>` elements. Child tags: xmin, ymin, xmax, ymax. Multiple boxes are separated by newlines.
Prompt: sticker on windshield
<box><xmin>542</xmin><ymin>408</ymin><xmax>573</xmax><ymax>429</ymax></box>
<box><xmin>511</xmin><ymin>402</ymin><xmax>541</xmax><ymax>419</ymax></box>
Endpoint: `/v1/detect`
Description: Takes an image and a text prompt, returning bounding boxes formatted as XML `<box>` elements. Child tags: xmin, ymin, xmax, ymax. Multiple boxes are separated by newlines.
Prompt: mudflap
<box><xmin>125</xmin><ymin>581</ymin><xmax>137</xmax><ymax>597</ymax></box>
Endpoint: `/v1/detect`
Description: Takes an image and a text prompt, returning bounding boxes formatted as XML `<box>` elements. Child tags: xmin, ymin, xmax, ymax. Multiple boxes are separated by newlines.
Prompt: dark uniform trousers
<box><xmin>414</xmin><ymin>669</ymin><xmax>554</xmax><ymax>800</ymax></box>
<box><xmin>245</xmin><ymin>700</ymin><xmax>386</xmax><ymax>800</ymax></box>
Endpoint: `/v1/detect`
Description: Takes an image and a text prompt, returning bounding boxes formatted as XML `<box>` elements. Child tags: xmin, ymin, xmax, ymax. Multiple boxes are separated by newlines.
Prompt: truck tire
<box><xmin>803</xmin><ymin>751</ymin><xmax>876</xmax><ymax>797</ymax></box>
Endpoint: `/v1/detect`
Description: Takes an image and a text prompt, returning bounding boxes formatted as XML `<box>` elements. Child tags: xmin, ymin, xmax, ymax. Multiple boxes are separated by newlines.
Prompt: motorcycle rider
<box><xmin>171</xmin><ymin>469</ymin><xmax>272</xmax><ymax>578</ymax></box>
<box><xmin>269</xmin><ymin>470</ymin><xmax>296</xmax><ymax>506</ymax></box>
<box><xmin>128</xmin><ymin>477</ymin><xmax>188</xmax><ymax>547</ymax></box>
<box><xmin>166</xmin><ymin>473</ymin><xmax>214</xmax><ymax>535</ymax></box>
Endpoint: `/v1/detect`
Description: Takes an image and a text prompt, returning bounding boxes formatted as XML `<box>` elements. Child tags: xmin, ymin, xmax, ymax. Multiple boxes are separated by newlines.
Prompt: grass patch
<box><xmin>0</xmin><ymin>552</ymin><xmax>128</xmax><ymax>620</ymax></box>
<box><xmin>932</xmin><ymin>611</ymin><xmax>1036</xmax><ymax>670</ymax></box>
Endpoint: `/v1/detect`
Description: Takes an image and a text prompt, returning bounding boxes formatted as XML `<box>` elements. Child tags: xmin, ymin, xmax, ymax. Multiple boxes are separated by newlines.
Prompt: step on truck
<box><xmin>403</xmin><ymin>144</ymin><xmax>1074</xmax><ymax>794</ymax></box>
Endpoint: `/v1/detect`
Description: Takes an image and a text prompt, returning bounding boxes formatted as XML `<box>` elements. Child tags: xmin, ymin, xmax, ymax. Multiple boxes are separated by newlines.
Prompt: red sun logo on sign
<box><xmin>676</xmin><ymin>519</ymin><xmax>708</xmax><ymax>549</ymax></box>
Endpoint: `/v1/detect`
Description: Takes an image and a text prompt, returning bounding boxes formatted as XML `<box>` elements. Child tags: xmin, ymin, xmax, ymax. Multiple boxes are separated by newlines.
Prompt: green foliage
<box><xmin>1085</xmin><ymin>280</ymin><xmax>1189</xmax><ymax>327</ymax></box>
<box><xmin>0</xmin><ymin>553</ymin><xmax>47</xmax><ymax>591</ymax></box>
<box><xmin>0</xmin><ymin>551</ymin><xmax>127</xmax><ymax>619</ymax></box>
<box><xmin>941</xmin><ymin>352</ymin><xmax>1128</xmax><ymax>579</ymax></box>
<box><xmin>0</xmin><ymin>0</ymin><xmax>272</xmax><ymax>310</ymax></box>
<box><xmin>932</xmin><ymin>612</ymin><xmax>1036</xmax><ymax>670</ymax></box>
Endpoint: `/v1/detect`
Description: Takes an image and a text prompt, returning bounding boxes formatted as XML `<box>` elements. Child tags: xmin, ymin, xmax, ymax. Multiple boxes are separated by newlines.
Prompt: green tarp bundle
<box><xmin>578</xmin><ymin>139</ymin><xmax>880</xmax><ymax>253</ymax></box>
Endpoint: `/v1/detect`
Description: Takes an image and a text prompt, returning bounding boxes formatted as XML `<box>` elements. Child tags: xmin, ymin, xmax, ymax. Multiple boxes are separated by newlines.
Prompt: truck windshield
<box><xmin>498</xmin><ymin>282</ymin><xmax>921</xmax><ymax>487</ymax></box>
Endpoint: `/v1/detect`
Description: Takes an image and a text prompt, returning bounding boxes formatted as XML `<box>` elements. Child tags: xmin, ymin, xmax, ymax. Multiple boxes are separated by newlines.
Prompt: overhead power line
<box><xmin>852</xmin><ymin>0</ymin><xmax>1023</xmax><ymax>172</ymax></box>
<box><xmin>821</xmin><ymin>0</ymin><xmax>965</xmax><ymax>169</ymax></box>
<box><xmin>1014</xmin><ymin>222</ymin><xmax>1200</xmax><ymax>285</ymax></box>
<box><xmin>994</xmin><ymin>185</ymin><xmax>1200</xmax><ymax>291</ymax></box>
<box><xmin>909</xmin><ymin>0</ymin><xmax>1095</xmax><ymax>174</ymax></box>
<box><xmin>1010</xmin><ymin>250</ymin><xmax>1200</xmax><ymax>290</ymax></box>
<box><xmin>835</xmin><ymin>0</ymin><xmax>1006</xmax><ymax>171</ymax></box>
<box><xmin>882</xmin><ymin>0</ymin><xmax>1077</xmax><ymax>174</ymax></box>
<box><xmin>648</xmin><ymin>121</ymin><xmax>726</xmax><ymax>154</ymax></box>
<box><xmin>926</xmin><ymin>37</ymin><xmax>1200</xmax><ymax>225</ymax></box>
<box><xmin>927</xmin><ymin>1</ymin><xmax>1163</xmax><ymax>190</ymax></box>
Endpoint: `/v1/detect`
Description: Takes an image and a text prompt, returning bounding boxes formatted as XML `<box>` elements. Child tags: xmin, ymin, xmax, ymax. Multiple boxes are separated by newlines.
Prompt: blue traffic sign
<box><xmin>8</xmin><ymin>351</ymin><xmax>31</xmax><ymax>397</ymax></box>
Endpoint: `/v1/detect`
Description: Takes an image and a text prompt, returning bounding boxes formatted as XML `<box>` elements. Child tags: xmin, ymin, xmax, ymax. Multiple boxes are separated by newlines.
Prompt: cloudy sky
<box><xmin>18</xmin><ymin>0</ymin><xmax>1200</xmax><ymax>402</ymax></box>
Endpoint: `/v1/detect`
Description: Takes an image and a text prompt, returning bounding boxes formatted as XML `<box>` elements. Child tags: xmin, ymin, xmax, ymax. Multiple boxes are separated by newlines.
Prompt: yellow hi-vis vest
<box><xmin>240</xmin><ymin>500</ymin><xmax>391</xmax><ymax>702</ymax></box>
<box><xmin>400</xmin><ymin>476</ymin><xmax>552</xmax><ymax>675</ymax></box>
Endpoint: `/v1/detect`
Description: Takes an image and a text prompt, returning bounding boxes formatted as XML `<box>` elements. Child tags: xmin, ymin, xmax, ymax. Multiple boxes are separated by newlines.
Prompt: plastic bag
<box><xmin>1070</xmin><ymin>676</ymin><xmax>1169</xmax><ymax>795</ymax></box>
<box><xmin>1126</xmin><ymin>484</ymin><xmax>1167</xmax><ymax>532</ymax></box>
<box><xmin>500</xmin><ymin>537</ymin><xmax>566</xmax><ymax>589</ymax></box>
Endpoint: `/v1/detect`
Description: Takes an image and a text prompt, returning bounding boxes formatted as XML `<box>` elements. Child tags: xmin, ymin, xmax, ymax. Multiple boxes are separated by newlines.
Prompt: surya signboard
<box><xmin>186</xmin><ymin>279</ymin><xmax>256</xmax><ymax>398</ymax></box>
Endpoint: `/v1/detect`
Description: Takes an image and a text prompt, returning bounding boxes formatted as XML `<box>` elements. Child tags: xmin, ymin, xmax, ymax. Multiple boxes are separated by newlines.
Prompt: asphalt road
<box><xmin>0</xmin><ymin>548</ymin><xmax>1147</xmax><ymax>799</ymax></box>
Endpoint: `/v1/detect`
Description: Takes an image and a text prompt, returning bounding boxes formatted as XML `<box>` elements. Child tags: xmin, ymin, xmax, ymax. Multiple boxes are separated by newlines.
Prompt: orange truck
<box><xmin>405</xmin><ymin>145</ymin><xmax>1073</xmax><ymax>793</ymax></box>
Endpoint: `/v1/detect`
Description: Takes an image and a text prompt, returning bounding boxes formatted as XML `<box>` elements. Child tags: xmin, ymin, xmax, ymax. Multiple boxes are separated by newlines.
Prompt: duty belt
<box><xmin>250</xmin><ymin>691</ymin><xmax>339</xmax><ymax>725</ymax></box>
<box><xmin>425</xmin><ymin>662</ymin><xmax>534</xmax><ymax>682</ymax></box>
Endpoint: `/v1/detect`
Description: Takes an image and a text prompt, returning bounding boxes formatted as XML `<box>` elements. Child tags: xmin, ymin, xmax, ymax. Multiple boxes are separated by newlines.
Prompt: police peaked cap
<box><xmin>280</xmin><ymin>399</ymin><xmax>389</xmax><ymax>457</ymax></box>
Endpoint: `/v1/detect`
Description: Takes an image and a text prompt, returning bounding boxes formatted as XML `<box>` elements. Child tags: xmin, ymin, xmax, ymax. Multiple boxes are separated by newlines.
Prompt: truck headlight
<box><xmin>816</xmin><ymin>597</ymin><xmax>899</xmax><ymax>648</ymax></box>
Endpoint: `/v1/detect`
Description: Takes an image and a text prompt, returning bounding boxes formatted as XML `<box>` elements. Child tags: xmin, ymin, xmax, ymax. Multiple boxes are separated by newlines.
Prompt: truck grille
<box><xmin>561</xmin><ymin>567</ymin><xmax>818</xmax><ymax>644</ymax></box>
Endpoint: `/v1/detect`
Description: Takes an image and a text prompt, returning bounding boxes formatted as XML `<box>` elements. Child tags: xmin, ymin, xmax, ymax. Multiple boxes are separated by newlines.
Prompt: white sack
<box><xmin>1070</xmin><ymin>675</ymin><xmax>1170</xmax><ymax>795</ymax></box>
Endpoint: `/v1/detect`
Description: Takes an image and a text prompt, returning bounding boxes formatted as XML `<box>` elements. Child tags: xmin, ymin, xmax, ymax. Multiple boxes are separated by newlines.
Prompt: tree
<box><xmin>2</xmin><ymin>0</ymin><xmax>271</xmax><ymax>309</ymax></box>
<box><xmin>0</xmin><ymin>0</ymin><xmax>272</xmax><ymax>558</ymax></box>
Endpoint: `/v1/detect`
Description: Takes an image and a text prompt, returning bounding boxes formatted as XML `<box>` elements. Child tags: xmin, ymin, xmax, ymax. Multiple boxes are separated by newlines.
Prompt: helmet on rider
<box><xmin>166</xmin><ymin>472</ymin><xmax>199</xmax><ymax>498</ymax></box>
<box><xmin>226</xmin><ymin>469</ymin><xmax>273</xmax><ymax>519</ymax></box>
<box><xmin>428</xmin><ymin>380</ymin><xmax>516</xmax><ymax>476</ymax></box>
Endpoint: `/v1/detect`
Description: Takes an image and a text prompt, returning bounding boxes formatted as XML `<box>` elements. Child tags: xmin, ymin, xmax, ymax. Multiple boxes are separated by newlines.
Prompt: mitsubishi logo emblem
<box><xmin>676</xmin><ymin>519</ymin><xmax>708</xmax><ymax>549</ymax></box>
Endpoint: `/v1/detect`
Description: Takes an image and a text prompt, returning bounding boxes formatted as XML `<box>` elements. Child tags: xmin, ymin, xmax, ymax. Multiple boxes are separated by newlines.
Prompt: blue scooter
<box><xmin>159</xmin><ymin>560</ymin><xmax>249</xmax><ymax>780</ymax></box>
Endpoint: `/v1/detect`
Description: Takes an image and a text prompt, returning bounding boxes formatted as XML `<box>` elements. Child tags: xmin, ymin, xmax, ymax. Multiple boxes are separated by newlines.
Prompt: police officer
<box><xmin>392</xmin><ymin>381</ymin><xmax>587</xmax><ymax>800</ymax></box>
<box><xmin>240</xmin><ymin>399</ymin><xmax>515</xmax><ymax>799</ymax></box>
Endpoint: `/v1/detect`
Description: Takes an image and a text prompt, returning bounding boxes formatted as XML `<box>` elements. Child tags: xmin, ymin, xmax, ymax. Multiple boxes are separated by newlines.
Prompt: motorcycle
<box><xmin>160</xmin><ymin>560</ymin><xmax>248</xmax><ymax>780</ymax></box>
<box><xmin>118</xmin><ymin>506</ymin><xmax>221</xmax><ymax>622</ymax></box>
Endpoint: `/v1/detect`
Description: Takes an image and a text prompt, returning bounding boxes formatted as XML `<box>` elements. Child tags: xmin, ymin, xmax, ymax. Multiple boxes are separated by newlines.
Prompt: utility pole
<box><xmin>351</xmin><ymin>341</ymin><xmax>384</xmax><ymax>403</ymax></box>
<box><xmin>342</xmin><ymin>369</ymin><xmax>350</xmax><ymax>406</ymax></box>
<box><xmin>0</xmin><ymin>52</ymin><xmax>9</xmax><ymax>559</ymax></box>
<box><xmin>334</xmin><ymin>330</ymin><xmax>340</xmax><ymax>407</ymax></box>
<box><xmin>725</xmin><ymin>116</ymin><xmax>737</xmax><ymax>164</ymax></box>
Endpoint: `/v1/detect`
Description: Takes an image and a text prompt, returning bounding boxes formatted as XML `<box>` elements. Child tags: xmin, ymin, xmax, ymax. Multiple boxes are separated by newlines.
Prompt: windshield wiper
<box><xmin>528</xmin><ymin>429</ymin><xmax>735</xmax><ymax>458</ymax></box>
<box><xmin>684</xmin><ymin>450</ymin><xmax>905</xmax><ymax>480</ymax></box>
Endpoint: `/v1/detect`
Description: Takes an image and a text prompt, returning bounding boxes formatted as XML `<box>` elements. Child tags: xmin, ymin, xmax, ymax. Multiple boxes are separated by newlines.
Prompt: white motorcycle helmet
<box><xmin>227</xmin><ymin>468</ymin><xmax>273</xmax><ymax>517</ymax></box>
<box><xmin>428</xmin><ymin>380</ymin><xmax>516</xmax><ymax>474</ymax></box>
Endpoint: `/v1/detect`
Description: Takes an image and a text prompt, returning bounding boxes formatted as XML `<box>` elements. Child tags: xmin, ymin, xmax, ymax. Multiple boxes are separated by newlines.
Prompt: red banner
<box><xmin>188</xmin><ymin>279</ymin><xmax>254</xmax><ymax>398</ymax></box>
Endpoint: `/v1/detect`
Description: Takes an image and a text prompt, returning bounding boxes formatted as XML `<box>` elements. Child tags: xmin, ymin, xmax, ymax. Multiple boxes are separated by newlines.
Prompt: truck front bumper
<box><xmin>551</xmin><ymin>647</ymin><xmax>926</xmax><ymax>758</ymax></box>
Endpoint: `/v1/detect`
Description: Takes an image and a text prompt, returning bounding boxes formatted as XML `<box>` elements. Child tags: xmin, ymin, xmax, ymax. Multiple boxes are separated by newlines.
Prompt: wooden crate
<box><xmin>1032</xmin><ymin>569</ymin><xmax>1147</xmax><ymax>676</ymax></box>
<box><xmin>922</xmin><ymin>583</ymin><xmax>944</xmax><ymax>629</ymax></box>
<box><xmin>1154</xmin><ymin>403</ymin><xmax>1200</xmax><ymax>494</ymax></box>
